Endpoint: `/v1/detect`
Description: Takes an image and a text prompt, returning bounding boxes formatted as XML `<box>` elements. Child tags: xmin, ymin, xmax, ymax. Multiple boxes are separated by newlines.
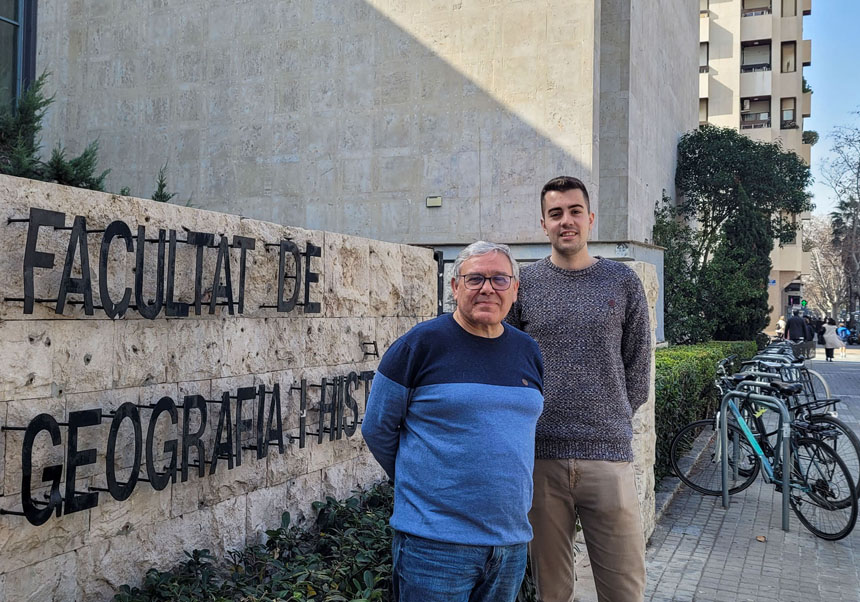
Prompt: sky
<box><xmin>803</xmin><ymin>1</ymin><xmax>860</xmax><ymax>216</ymax></box>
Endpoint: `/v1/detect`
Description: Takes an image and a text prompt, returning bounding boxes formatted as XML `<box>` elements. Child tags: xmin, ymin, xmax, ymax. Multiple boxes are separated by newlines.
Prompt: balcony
<box><xmin>802</xmin><ymin>91</ymin><xmax>811</xmax><ymax>118</ymax></box>
<box><xmin>741</xmin><ymin>11</ymin><xmax>772</xmax><ymax>41</ymax></box>
<box><xmin>801</xmin><ymin>39</ymin><xmax>812</xmax><ymax>66</ymax></box>
<box><xmin>781</xmin><ymin>119</ymin><xmax>798</xmax><ymax>129</ymax></box>
<box><xmin>740</xmin><ymin>69</ymin><xmax>772</xmax><ymax>97</ymax></box>
<box><xmin>741</xmin><ymin>111</ymin><xmax>771</xmax><ymax>129</ymax></box>
<box><xmin>699</xmin><ymin>71</ymin><xmax>709</xmax><ymax>97</ymax></box>
<box><xmin>802</xmin><ymin>0</ymin><xmax>811</xmax><ymax>16</ymax></box>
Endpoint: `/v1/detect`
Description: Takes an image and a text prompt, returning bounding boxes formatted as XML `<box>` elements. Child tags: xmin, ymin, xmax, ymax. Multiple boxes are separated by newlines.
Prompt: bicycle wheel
<box><xmin>790</xmin><ymin>437</ymin><xmax>858</xmax><ymax>540</ymax></box>
<box><xmin>805</xmin><ymin>369</ymin><xmax>830</xmax><ymax>400</ymax></box>
<box><xmin>670</xmin><ymin>420</ymin><xmax>761</xmax><ymax>496</ymax></box>
<box><xmin>807</xmin><ymin>415</ymin><xmax>860</xmax><ymax>499</ymax></box>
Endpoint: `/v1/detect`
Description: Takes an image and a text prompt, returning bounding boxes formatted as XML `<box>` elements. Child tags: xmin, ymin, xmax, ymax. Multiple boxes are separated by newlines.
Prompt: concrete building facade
<box><xmin>35</xmin><ymin>0</ymin><xmax>701</xmax><ymax>342</ymax></box>
<box><xmin>699</xmin><ymin>0</ymin><xmax>813</xmax><ymax>329</ymax></box>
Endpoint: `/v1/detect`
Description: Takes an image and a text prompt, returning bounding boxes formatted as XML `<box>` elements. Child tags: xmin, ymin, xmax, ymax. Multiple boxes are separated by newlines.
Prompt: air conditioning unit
<box><xmin>742</xmin><ymin>99</ymin><xmax>751</xmax><ymax>111</ymax></box>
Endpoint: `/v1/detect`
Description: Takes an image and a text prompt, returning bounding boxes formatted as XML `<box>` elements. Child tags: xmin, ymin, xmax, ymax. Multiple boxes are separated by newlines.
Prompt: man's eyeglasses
<box><xmin>459</xmin><ymin>274</ymin><xmax>515</xmax><ymax>291</ymax></box>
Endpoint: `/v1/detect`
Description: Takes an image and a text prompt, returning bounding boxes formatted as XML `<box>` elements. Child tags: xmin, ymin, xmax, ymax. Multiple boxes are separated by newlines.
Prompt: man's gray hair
<box><xmin>452</xmin><ymin>241</ymin><xmax>519</xmax><ymax>280</ymax></box>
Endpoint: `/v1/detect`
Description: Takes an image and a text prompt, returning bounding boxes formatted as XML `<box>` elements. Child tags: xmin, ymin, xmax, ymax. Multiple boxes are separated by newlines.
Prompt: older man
<box><xmin>362</xmin><ymin>240</ymin><xmax>544</xmax><ymax>602</ymax></box>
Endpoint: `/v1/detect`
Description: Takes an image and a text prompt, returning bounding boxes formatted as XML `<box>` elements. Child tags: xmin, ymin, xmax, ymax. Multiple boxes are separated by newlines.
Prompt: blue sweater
<box><xmin>362</xmin><ymin>314</ymin><xmax>544</xmax><ymax>546</ymax></box>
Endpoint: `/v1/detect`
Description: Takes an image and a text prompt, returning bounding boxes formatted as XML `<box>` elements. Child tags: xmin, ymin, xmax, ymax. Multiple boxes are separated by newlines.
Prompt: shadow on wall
<box><xmin>37</xmin><ymin>0</ymin><xmax>589</xmax><ymax>245</ymax></box>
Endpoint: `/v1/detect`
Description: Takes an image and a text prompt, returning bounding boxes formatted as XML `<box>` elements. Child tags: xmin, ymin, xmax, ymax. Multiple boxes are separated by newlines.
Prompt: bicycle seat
<box><xmin>764</xmin><ymin>380</ymin><xmax>803</xmax><ymax>395</ymax></box>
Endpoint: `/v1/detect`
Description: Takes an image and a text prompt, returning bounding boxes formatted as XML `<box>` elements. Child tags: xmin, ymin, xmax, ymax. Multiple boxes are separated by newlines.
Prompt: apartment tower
<box><xmin>699</xmin><ymin>0</ymin><xmax>812</xmax><ymax>329</ymax></box>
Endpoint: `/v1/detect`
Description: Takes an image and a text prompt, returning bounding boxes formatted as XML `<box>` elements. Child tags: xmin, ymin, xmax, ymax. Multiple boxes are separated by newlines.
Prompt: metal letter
<box><xmin>21</xmin><ymin>413</ymin><xmax>64</xmax><ymax>525</ymax></box>
<box><xmin>234</xmin><ymin>386</ymin><xmax>255</xmax><ymax>466</ymax></box>
<box><xmin>165</xmin><ymin>230</ymin><xmax>190</xmax><ymax>317</ymax></box>
<box><xmin>343</xmin><ymin>372</ymin><xmax>360</xmax><ymax>437</ymax></box>
<box><xmin>134</xmin><ymin>226</ymin><xmax>166</xmax><ymax>319</ymax></box>
<box><xmin>277</xmin><ymin>240</ymin><xmax>302</xmax><ymax>313</ymax></box>
<box><xmin>232</xmin><ymin>235</ymin><xmax>255</xmax><ymax>314</ymax></box>
<box><xmin>256</xmin><ymin>384</ymin><xmax>284</xmax><ymax>458</ymax></box>
<box><xmin>146</xmin><ymin>396</ymin><xmax>178</xmax><ymax>490</ymax></box>
<box><xmin>98</xmin><ymin>220</ymin><xmax>134</xmax><ymax>319</ymax></box>
<box><xmin>298</xmin><ymin>379</ymin><xmax>307</xmax><ymax>449</ymax></box>
<box><xmin>23</xmin><ymin>208</ymin><xmax>65</xmax><ymax>314</ymax></box>
<box><xmin>210</xmin><ymin>391</ymin><xmax>234</xmax><ymax>474</ymax></box>
<box><xmin>187</xmin><ymin>231</ymin><xmax>214</xmax><ymax>316</ymax></box>
<box><xmin>303</xmin><ymin>242</ymin><xmax>321</xmax><ymax>313</ymax></box>
<box><xmin>57</xmin><ymin>215</ymin><xmax>95</xmax><ymax>315</ymax></box>
<box><xmin>65</xmin><ymin>409</ymin><xmax>101</xmax><ymax>514</ymax></box>
<box><xmin>181</xmin><ymin>395</ymin><xmax>207</xmax><ymax>481</ymax></box>
<box><xmin>209</xmin><ymin>235</ymin><xmax>235</xmax><ymax>314</ymax></box>
<box><xmin>105</xmin><ymin>402</ymin><xmax>142</xmax><ymax>501</ymax></box>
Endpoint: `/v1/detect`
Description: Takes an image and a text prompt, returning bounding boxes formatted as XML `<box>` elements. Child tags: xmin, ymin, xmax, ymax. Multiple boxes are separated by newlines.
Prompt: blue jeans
<box><xmin>392</xmin><ymin>531</ymin><xmax>527</xmax><ymax>602</ymax></box>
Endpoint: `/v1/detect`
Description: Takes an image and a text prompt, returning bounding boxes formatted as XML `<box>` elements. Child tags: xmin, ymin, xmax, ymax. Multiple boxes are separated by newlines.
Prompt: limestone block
<box><xmin>323</xmin><ymin>232</ymin><xmax>370</xmax><ymax>318</ymax></box>
<box><xmin>51</xmin><ymin>320</ymin><xmax>116</xmax><ymax>395</ymax></box>
<box><xmin>284</xmin><ymin>470</ymin><xmax>323</xmax><ymax>527</ymax></box>
<box><xmin>353</xmin><ymin>452</ymin><xmax>388</xmax><ymax>490</ymax></box>
<box><xmin>87</xmin><ymin>484</ymin><xmax>173</xmax><ymax>542</ymax></box>
<box><xmin>221</xmin><ymin>317</ymin><xmax>305</xmax><ymax>376</ymax></box>
<box><xmin>304</xmin><ymin>317</ymin><xmax>377</xmax><ymax>368</ymax></box>
<box><xmin>368</xmin><ymin>240</ymin><xmax>404</xmax><ymax>317</ymax></box>
<box><xmin>266</xmin><ymin>430</ymin><xmax>311</xmax><ymax>487</ymax></box>
<box><xmin>3</xmin><ymin>550</ymin><xmax>77</xmax><ymax>602</ymax></box>
<box><xmin>161</xmin><ymin>319</ymin><xmax>225</xmax><ymax>383</ymax></box>
<box><xmin>245</xmin><ymin>484</ymin><xmax>287</xmax><ymax>543</ymax></box>
<box><xmin>400</xmin><ymin>245</ymin><xmax>437</xmax><ymax>317</ymax></box>
<box><xmin>0</xmin><ymin>321</ymin><xmax>53</xmax><ymax>401</ymax></box>
<box><xmin>0</xmin><ymin>482</ymin><xmax>89</xmax><ymax>574</ymax></box>
<box><xmin>77</xmin><ymin>496</ymin><xmax>247</xmax><ymax>601</ymax></box>
<box><xmin>197</xmin><ymin>459</ymin><xmax>265</xmax><ymax>510</ymax></box>
<box><xmin>321</xmin><ymin>459</ymin><xmax>357</xmax><ymax>503</ymax></box>
<box><xmin>374</xmin><ymin>316</ymin><xmax>425</xmax><ymax>357</ymax></box>
<box><xmin>113</xmin><ymin>320</ymin><xmax>171</xmax><ymax>387</ymax></box>
<box><xmin>3</xmin><ymin>397</ymin><xmax>65</xmax><ymax>496</ymax></box>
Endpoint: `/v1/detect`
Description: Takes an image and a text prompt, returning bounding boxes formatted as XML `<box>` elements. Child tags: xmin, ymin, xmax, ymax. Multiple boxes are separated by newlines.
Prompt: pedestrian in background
<box><xmin>822</xmin><ymin>317</ymin><xmax>841</xmax><ymax>362</ymax></box>
<box><xmin>776</xmin><ymin>315</ymin><xmax>786</xmax><ymax>339</ymax></box>
<box><xmin>837</xmin><ymin>322</ymin><xmax>850</xmax><ymax>358</ymax></box>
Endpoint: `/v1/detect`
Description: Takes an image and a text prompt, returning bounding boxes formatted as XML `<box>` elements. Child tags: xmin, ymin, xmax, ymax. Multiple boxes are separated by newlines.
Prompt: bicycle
<box><xmin>670</xmin><ymin>379</ymin><xmax>858</xmax><ymax>540</ymax></box>
<box><xmin>735</xmin><ymin>360</ymin><xmax>859</xmax><ymax>493</ymax></box>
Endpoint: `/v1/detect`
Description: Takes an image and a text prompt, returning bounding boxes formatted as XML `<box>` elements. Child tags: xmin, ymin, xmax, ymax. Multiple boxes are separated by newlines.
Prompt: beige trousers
<box><xmin>529</xmin><ymin>458</ymin><xmax>646</xmax><ymax>602</ymax></box>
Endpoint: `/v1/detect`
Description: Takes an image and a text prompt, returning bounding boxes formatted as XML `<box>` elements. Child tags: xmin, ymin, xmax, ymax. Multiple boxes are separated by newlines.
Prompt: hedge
<box><xmin>654</xmin><ymin>340</ymin><xmax>758</xmax><ymax>484</ymax></box>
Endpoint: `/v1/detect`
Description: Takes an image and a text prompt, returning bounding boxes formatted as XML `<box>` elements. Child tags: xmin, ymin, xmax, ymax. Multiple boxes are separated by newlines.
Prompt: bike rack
<box><xmin>720</xmin><ymin>384</ymin><xmax>792</xmax><ymax>532</ymax></box>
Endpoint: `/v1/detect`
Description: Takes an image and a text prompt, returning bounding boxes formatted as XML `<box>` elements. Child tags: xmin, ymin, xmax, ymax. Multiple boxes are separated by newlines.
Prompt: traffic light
<box><xmin>801</xmin><ymin>299</ymin><xmax>808</xmax><ymax>307</ymax></box>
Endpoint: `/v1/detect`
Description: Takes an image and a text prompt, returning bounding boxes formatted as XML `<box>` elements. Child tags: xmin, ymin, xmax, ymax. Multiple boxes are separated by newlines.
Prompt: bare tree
<box><xmin>804</xmin><ymin>216</ymin><xmax>847</xmax><ymax>318</ymax></box>
<box><xmin>824</xmin><ymin>114</ymin><xmax>860</xmax><ymax>313</ymax></box>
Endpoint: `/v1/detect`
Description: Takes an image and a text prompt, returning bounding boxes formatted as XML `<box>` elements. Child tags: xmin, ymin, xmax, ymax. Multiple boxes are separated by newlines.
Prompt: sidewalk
<box><xmin>574</xmin><ymin>347</ymin><xmax>860</xmax><ymax>601</ymax></box>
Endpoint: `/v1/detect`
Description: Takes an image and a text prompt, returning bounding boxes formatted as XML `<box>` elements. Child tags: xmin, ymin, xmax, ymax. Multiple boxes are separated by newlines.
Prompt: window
<box><xmin>699</xmin><ymin>42</ymin><xmax>709</xmax><ymax>73</ymax></box>
<box><xmin>782</xmin><ymin>0</ymin><xmax>797</xmax><ymax>17</ymax></box>
<box><xmin>781</xmin><ymin>41</ymin><xmax>796</xmax><ymax>72</ymax></box>
<box><xmin>742</xmin><ymin>0</ymin><xmax>772</xmax><ymax>16</ymax></box>
<box><xmin>741</xmin><ymin>97</ymin><xmax>771</xmax><ymax>129</ymax></box>
<box><xmin>699</xmin><ymin>99</ymin><xmax>709</xmax><ymax>125</ymax></box>
<box><xmin>781</xmin><ymin>97</ymin><xmax>797</xmax><ymax>129</ymax></box>
<box><xmin>741</xmin><ymin>41</ymin><xmax>772</xmax><ymax>72</ymax></box>
<box><xmin>0</xmin><ymin>0</ymin><xmax>36</xmax><ymax>104</ymax></box>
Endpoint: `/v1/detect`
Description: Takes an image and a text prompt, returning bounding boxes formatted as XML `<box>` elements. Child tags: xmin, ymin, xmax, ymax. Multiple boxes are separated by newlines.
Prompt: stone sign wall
<box><xmin>0</xmin><ymin>174</ymin><xmax>437</xmax><ymax>601</ymax></box>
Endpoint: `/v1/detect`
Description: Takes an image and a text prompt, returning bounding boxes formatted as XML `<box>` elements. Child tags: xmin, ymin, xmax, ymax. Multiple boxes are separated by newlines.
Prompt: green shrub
<box><xmin>654</xmin><ymin>340</ymin><xmax>757</xmax><ymax>484</ymax></box>
<box><xmin>114</xmin><ymin>484</ymin><xmax>395</xmax><ymax>602</ymax></box>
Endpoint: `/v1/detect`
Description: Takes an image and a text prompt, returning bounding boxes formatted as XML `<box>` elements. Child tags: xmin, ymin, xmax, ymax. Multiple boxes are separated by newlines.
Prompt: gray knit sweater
<box><xmin>507</xmin><ymin>257</ymin><xmax>651</xmax><ymax>462</ymax></box>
